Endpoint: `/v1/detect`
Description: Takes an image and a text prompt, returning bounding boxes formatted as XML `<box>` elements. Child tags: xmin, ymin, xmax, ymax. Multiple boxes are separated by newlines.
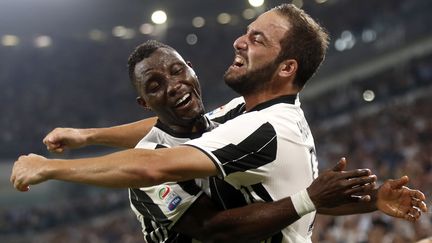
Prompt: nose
<box><xmin>233</xmin><ymin>34</ymin><xmax>247</xmax><ymax>51</ymax></box>
<box><xmin>167</xmin><ymin>80</ymin><xmax>182</xmax><ymax>97</ymax></box>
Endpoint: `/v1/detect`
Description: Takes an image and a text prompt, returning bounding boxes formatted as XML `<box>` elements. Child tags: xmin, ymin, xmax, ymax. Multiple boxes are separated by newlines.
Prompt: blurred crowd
<box><xmin>1</xmin><ymin>0</ymin><xmax>431</xmax><ymax>242</ymax></box>
<box><xmin>2</xmin><ymin>53</ymin><xmax>431</xmax><ymax>242</ymax></box>
<box><xmin>1</xmin><ymin>0</ymin><xmax>432</xmax><ymax>160</ymax></box>
<box><xmin>311</xmin><ymin>95</ymin><xmax>432</xmax><ymax>243</ymax></box>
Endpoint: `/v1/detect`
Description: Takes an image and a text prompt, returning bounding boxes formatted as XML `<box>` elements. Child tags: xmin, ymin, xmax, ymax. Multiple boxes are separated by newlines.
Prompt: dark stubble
<box><xmin>223</xmin><ymin>59</ymin><xmax>279</xmax><ymax>96</ymax></box>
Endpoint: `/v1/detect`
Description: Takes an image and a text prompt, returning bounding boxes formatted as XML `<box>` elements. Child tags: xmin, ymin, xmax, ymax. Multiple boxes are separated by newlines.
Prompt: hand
<box><xmin>10</xmin><ymin>154</ymin><xmax>50</xmax><ymax>191</ymax></box>
<box><xmin>307</xmin><ymin>157</ymin><xmax>377</xmax><ymax>209</ymax></box>
<box><xmin>376</xmin><ymin>175</ymin><xmax>428</xmax><ymax>222</ymax></box>
<box><xmin>43</xmin><ymin>127</ymin><xmax>90</xmax><ymax>153</ymax></box>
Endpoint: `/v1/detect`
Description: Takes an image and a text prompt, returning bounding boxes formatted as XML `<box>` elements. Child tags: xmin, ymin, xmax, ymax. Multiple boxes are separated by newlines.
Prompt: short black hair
<box><xmin>127</xmin><ymin>40</ymin><xmax>175</xmax><ymax>86</ymax></box>
<box><xmin>273</xmin><ymin>4</ymin><xmax>329</xmax><ymax>89</ymax></box>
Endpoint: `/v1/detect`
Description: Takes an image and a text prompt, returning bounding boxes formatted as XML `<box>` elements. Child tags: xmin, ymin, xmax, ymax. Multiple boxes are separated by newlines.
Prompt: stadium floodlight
<box><xmin>292</xmin><ymin>0</ymin><xmax>303</xmax><ymax>8</ymax></box>
<box><xmin>192</xmin><ymin>17</ymin><xmax>205</xmax><ymax>28</ymax></box>
<box><xmin>217</xmin><ymin>13</ymin><xmax>231</xmax><ymax>24</ymax></box>
<box><xmin>186</xmin><ymin>34</ymin><xmax>198</xmax><ymax>45</ymax></box>
<box><xmin>140</xmin><ymin>23</ymin><xmax>155</xmax><ymax>35</ymax></box>
<box><xmin>34</xmin><ymin>35</ymin><xmax>52</xmax><ymax>48</ymax></box>
<box><xmin>1</xmin><ymin>35</ymin><xmax>19</xmax><ymax>46</ymax></box>
<box><xmin>362</xmin><ymin>29</ymin><xmax>377</xmax><ymax>43</ymax></box>
<box><xmin>151</xmin><ymin>10</ymin><xmax>167</xmax><ymax>24</ymax></box>
<box><xmin>242</xmin><ymin>8</ymin><xmax>256</xmax><ymax>20</ymax></box>
<box><xmin>248</xmin><ymin>0</ymin><xmax>264</xmax><ymax>7</ymax></box>
<box><xmin>89</xmin><ymin>29</ymin><xmax>106</xmax><ymax>41</ymax></box>
<box><xmin>112</xmin><ymin>26</ymin><xmax>127</xmax><ymax>37</ymax></box>
<box><xmin>363</xmin><ymin>90</ymin><xmax>375</xmax><ymax>102</ymax></box>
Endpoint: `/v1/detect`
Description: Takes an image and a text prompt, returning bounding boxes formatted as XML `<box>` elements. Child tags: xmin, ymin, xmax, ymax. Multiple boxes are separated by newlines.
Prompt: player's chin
<box><xmin>177</xmin><ymin>111</ymin><xmax>201</xmax><ymax>123</ymax></box>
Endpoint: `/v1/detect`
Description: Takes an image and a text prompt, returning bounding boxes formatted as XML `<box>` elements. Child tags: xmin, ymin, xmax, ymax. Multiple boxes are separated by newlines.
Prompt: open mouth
<box><xmin>175</xmin><ymin>93</ymin><xmax>192</xmax><ymax>108</ymax></box>
<box><xmin>232</xmin><ymin>55</ymin><xmax>245</xmax><ymax>68</ymax></box>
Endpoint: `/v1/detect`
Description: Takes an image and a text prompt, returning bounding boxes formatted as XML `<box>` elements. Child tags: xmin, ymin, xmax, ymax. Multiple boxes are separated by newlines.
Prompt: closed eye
<box><xmin>147</xmin><ymin>81</ymin><xmax>160</xmax><ymax>92</ymax></box>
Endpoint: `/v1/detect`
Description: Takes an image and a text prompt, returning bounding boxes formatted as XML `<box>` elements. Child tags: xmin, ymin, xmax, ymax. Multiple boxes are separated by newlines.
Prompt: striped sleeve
<box><xmin>131</xmin><ymin>143</ymin><xmax>203</xmax><ymax>229</ymax></box>
<box><xmin>185</xmin><ymin>112</ymin><xmax>277</xmax><ymax>189</ymax></box>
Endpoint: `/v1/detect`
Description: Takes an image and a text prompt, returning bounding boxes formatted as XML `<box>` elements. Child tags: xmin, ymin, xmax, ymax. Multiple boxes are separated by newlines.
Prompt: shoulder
<box><xmin>206</xmin><ymin>97</ymin><xmax>245</xmax><ymax>123</ymax></box>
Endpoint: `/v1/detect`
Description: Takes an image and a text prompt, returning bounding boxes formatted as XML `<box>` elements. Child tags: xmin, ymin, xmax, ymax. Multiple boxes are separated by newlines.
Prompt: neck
<box><xmin>243</xmin><ymin>78</ymin><xmax>300</xmax><ymax>111</ymax></box>
<box><xmin>158</xmin><ymin>115</ymin><xmax>209</xmax><ymax>136</ymax></box>
<box><xmin>243</xmin><ymin>82</ymin><xmax>299</xmax><ymax>111</ymax></box>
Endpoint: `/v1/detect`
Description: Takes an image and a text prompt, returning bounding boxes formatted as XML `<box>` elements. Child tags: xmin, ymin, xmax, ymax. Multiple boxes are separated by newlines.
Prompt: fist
<box><xmin>10</xmin><ymin>154</ymin><xmax>49</xmax><ymax>191</ymax></box>
<box><xmin>43</xmin><ymin>127</ymin><xmax>89</xmax><ymax>153</ymax></box>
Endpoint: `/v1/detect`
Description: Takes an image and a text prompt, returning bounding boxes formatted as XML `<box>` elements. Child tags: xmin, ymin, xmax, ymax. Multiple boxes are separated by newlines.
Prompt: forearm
<box><xmin>203</xmin><ymin>197</ymin><xmax>300</xmax><ymax>242</ymax></box>
<box><xmin>45</xmin><ymin>149</ymin><xmax>160</xmax><ymax>188</ymax></box>
<box><xmin>174</xmin><ymin>195</ymin><xmax>300</xmax><ymax>242</ymax></box>
<box><xmin>86</xmin><ymin>118</ymin><xmax>157</xmax><ymax>148</ymax></box>
<box><xmin>317</xmin><ymin>201</ymin><xmax>376</xmax><ymax>215</ymax></box>
<box><xmin>43</xmin><ymin>147</ymin><xmax>217</xmax><ymax>188</ymax></box>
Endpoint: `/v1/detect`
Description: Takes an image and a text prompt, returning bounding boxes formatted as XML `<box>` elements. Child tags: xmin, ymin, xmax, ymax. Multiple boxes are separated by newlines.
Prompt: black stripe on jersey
<box><xmin>172</xmin><ymin>234</ymin><xmax>194</xmax><ymax>243</ymax></box>
<box><xmin>249</xmin><ymin>94</ymin><xmax>296</xmax><ymax>112</ymax></box>
<box><xmin>210</xmin><ymin>177</ymin><xmax>247</xmax><ymax>209</ymax></box>
<box><xmin>270</xmin><ymin>232</ymin><xmax>283</xmax><ymax>243</ymax></box>
<box><xmin>143</xmin><ymin>217</ymin><xmax>158</xmax><ymax>243</ymax></box>
<box><xmin>212</xmin><ymin>122</ymin><xmax>277</xmax><ymax>175</ymax></box>
<box><xmin>240</xmin><ymin>186</ymin><xmax>256</xmax><ymax>204</ymax></box>
<box><xmin>155</xmin><ymin>144</ymin><xmax>168</xmax><ymax>149</ymax></box>
<box><xmin>211</xmin><ymin>103</ymin><xmax>246</xmax><ymax>124</ymax></box>
<box><xmin>250</xmin><ymin>184</ymin><xmax>283</xmax><ymax>243</ymax></box>
<box><xmin>129</xmin><ymin>188</ymin><xmax>172</xmax><ymax>227</ymax></box>
<box><xmin>251</xmin><ymin>183</ymin><xmax>273</xmax><ymax>202</ymax></box>
<box><xmin>177</xmin><ymin>180</ymin><xmax>201</xmax><ymax>196</ymax></box>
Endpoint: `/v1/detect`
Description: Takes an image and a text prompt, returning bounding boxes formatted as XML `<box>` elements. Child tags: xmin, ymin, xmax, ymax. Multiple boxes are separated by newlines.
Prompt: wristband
<box><xmin>291</xmin><ymin>189</ymin><xmax>316</xmax><ymax>217</ymax></box>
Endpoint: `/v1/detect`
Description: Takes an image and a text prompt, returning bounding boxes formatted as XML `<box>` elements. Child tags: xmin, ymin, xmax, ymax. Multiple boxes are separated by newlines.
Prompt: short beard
<box><xmin>223</xmin><ymin>60</ymin><xmax>279</xmax><ymax>96</ymax></box>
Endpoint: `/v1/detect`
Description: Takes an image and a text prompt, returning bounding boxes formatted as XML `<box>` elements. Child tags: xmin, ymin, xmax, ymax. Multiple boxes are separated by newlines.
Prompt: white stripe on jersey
<box><xmin>186</xmin><ymin>95</ymin><xmax>318</xmax><ymax>243</ymax></box>
<box><xmin>129</xmin><ymin>97</ymin><xmax>248</xmax><ymax>243</ymax></box>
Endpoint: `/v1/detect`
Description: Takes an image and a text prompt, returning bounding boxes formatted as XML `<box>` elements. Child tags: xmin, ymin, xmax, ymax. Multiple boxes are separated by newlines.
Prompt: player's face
<box><xmin>134</xmin><ymin>48</ymin><xmax>205</xmax><ymax>128</ymax></box>
<box><xmin>224</xmin><ymin>10</ymin><xmax>289</xmax><ymax>95</ymax></box>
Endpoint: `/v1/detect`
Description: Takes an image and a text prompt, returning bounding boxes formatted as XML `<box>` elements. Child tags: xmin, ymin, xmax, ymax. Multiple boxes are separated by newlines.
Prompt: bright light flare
<box><xmin>34</xmin><ymin>35</ymin><xmax>52</xmax><ymax>48</ymax></box>
<box><xmin>248</xmin><ymin>0</ymin><xmax>265</xmax><ymax>7</ymax></box>
<box><xmin>363</xmin><ymin>90</ymin><xmax>375</xmax><ymax>102</ymax></box>
<box><xmin>151</xmin><ymin>10</ymin><xmax>167</xmax><ymax>24</ymax></box>
<box><xmin>1</xmin><ymin>35</ymin><xmax>19</xmax><ymax>46</ymax></box>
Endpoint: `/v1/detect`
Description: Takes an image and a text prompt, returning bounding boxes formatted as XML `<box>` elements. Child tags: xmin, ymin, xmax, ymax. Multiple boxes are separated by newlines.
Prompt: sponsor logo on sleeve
<box><xmin>157</xmin><ymin>185</ymin><xmax>182</xmax><ymax>211</ymax></box>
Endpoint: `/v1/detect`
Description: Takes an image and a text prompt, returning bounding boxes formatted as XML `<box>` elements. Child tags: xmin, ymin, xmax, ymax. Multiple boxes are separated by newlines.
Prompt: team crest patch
<box><xmin>207</xmin><ymin>105</ymin><xmax>225</xmax><ymax>116</ymax></box>
<box><xmin>157</xmin><ymin>185</ymin><xmax>182</xmax><ymax>211</ymax></box>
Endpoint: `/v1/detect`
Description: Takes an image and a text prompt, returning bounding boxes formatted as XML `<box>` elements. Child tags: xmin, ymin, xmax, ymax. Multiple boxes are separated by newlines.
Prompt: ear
<box><xmin>278</xmin><ymin>59</ymin><xmax>297</xmax><ymax>78</ymax></box>
<box><xmin>186</xmin><ymin>61</ymin><xmax>193</xmax><ymax>68</ymax></box>
<box><xmin>136</xmin><ymin>96</ymin><xmax>150</xmax><ymax>110</ymax></box>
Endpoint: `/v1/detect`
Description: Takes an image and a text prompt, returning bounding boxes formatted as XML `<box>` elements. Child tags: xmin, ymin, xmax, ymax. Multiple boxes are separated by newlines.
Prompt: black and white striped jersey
<box><xmin>186</xmin><ymin>95</ymin><xmax>319</xmax><ymax>243</ymax></box>
<box><xmin>129</xmin><ymin>97</ymin><xmax>247</xmax><ymax>243</ymax></box>
<box><xmin>129</xmin><ymin>122</ymin><xmax>203</xmax><ymax>243</ymax></box>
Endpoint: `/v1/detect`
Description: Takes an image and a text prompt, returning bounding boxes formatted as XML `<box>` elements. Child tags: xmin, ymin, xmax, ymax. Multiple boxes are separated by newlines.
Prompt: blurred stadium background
<box><xmin>0</xmin><ymin>0</ymin><xmax>431</xmax><ymax>242</ymax></box>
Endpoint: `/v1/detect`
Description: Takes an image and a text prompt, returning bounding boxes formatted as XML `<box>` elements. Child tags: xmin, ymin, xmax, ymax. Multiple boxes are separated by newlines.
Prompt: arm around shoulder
<box><xmin>43</xmin><ymin>117</ymin><xmax>157</xmax><ymax>152</ymax></box>
<box><xmin>173</xmin><ymin>194</ymin><xmax>301</xmax><ymax>243</ymax></box>
<box><xmin>12</xmin><ymin>146</ymin><xmax>219</xmax><ymax>189</ymax></box>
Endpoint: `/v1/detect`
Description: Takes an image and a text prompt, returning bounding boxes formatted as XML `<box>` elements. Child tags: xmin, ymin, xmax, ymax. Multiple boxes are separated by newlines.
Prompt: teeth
<box><xmin>234</xmin><ymin>56</ymin><xmax>244</xmax><ymax>66</ymax></box>
<box><xmin>176</xmin><ymin>93</ymin><xmax>190</xmax><ymax>106</ymax></box>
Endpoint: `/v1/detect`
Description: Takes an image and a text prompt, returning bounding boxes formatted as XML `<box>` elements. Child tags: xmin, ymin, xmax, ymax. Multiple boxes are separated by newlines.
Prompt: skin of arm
<box><xmin>173</xmin><ymin>194</ymin><xmax>300</xmax><ymax>243</ymax></box>
<box><xmin>11</xmin><ymin>146</ymin><xmax>217</xmax><ymax>189</ymax></box>
<box><xmin>173</xmin><ymin>171</ymin><xmax>426</xmax><ymax>242</ymax></box>
<box><xmin>11</xmin><ymin>152</ymin><xmax>426</xmax><ymax>225</ymax></box>
<box><xmin>43</xmin><ymin>117</ymin><xmax>157</xmax><ymax>152</ymax></box>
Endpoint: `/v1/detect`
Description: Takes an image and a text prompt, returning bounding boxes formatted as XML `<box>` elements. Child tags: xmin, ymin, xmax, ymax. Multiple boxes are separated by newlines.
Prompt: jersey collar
<box><xmin>155</xmin><ymin>117</ymin><xmax>210</xmax><ymax>139</ymax></box>
<box><xmin>248</xmin><ymin>94</ymin><xmax>297</xmax><ymax>112</ymax></box>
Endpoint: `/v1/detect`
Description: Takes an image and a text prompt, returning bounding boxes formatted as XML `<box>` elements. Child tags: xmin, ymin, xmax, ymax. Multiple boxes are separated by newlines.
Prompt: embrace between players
<box><xmin>11</xmin><ymin>4</ymin><xmax>427</xmax><ymax>243</ymax></box>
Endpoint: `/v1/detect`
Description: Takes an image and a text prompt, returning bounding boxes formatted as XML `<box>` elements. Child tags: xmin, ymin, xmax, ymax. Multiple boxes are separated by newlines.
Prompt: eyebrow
<box><xmin>141</xmin><ymin>67</ymin><xmax>154</xmax><ymax>75</ymax></box>
<box><xmin>247</xmin><ymin>26</ymin><xmax>270</xmax><ymax>43</ymax></box>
